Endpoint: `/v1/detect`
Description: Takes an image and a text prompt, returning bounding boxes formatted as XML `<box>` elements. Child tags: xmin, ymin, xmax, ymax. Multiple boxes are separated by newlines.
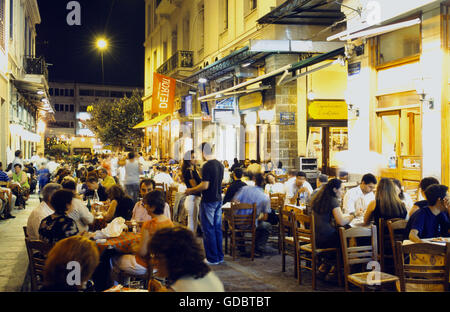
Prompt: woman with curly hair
<box><xmin>147</xmin><ymin>226</ymin><xmax>224</xmax><ymax>292</ymax></box>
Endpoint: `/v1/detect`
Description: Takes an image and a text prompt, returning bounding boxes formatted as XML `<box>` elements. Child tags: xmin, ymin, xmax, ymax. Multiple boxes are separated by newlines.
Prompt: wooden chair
<box><xmin>294</xmin><ymin>210</ymin><xmax>342</xmax><ymax>289</ymax></box>
<box><xmin>166</xmin><ymin>186</ymin><xmax>177</xmax><ymax>221</ymax></box>
<box><xmin>24</xmin><ymin>238</ymin><xmax>52</xmax><ymax>291</ymax></box>
<box><xmin>23</xmin><ymin>226</ymin><xmax>29</xmax><ymax>238</ymax></box>
<box><xmin>280</xmin><ymin>204</ymin><xmax>297</xmax><ymax>277</ymax></box>
<box><xmin>229</xmin><ymin>202</ymin><xmax>257</xmax><ymax>261</ymax></box>
<box><xmin>379</xmin><ymin>218</ymin><xmax>405</xmax><ymax>274</ymax></box>
<box><xmin>269</xmin><ymin>193</ymin><xmax>284</xmax><ymax>253</ymax></box>
<box><xmin>396</xmin><ymin>241</ymin><xmax>450</xmax><ymax>292</ymax></box>
<box><xmin>339</xmin><ymin>225</ymin><xmax>399</xmax><ymax>291</ymax></box>
<box><xmin>386</xmin><ymin>219</ymin><xmax>408</xmax><ymax>276</ymax></box>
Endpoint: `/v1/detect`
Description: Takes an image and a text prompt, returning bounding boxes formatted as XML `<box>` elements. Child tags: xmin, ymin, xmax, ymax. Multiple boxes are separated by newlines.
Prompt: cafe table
<box><xmin>104</xmin><ymin>284</ymin><xmax>148</xmax><ymax>292</ymax></box>
<box><xmin>96</xmin><ymin>232</ymin><xmax>142</xmax><ymax>254</ymax></box>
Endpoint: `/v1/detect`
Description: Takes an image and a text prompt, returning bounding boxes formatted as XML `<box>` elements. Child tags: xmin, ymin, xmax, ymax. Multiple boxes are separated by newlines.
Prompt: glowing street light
<box><xmin>96</xmin><ymin>38</ymin><xmax>108</xmax><ymax>84</ymax></box>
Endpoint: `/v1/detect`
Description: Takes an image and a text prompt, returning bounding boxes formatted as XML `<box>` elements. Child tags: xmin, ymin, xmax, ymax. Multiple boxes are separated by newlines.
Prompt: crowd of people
<box><xmin>2</xmin><ymin>144</ymin><xmax>449</xmax><ymax>292</ymax></box>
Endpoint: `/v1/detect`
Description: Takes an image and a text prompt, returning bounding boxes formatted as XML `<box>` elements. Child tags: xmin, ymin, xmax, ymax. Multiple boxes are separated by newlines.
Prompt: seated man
<box><xmin>233</xmin><ymin>169</ymin><xmax>275</xmax><ymax>256</ymax></box>
<box><xmin>0</xmin><ymin>162</ymin><xmax>16</xmax><ymax>219</ymax></box>
<box><xmin>223</xmin><ymin>168</ymin><xmax>247</xmax><ymax>204</ymax></box>
<box><xmin>27</xmin><ymin>183</ymin><xmax>62</xmax><ymax>240</ymax></box>
<box><xmin>408</xmin><ymin>184</ymin><xmax>450</xmax><ymax>243</ymax></box>
<box><xmin>98</xmin><ymin>167</ymin><xmax>116</xmax><ymax>190</ymax></box>
<box><xmin>153</xmin><ymin>166</ymin><xmax>175</xmax><ymax>189</ymax></box>
<box><xmin>284</xmin><ymin>171</ymin><xmax>313</xmax><ymax>205</ymax></box>
<box><xmin>82</xmin><ymin>176</ymin><xmax>108</xmax><ymax>202</ymax></box>
<box><xmin>342</xmin><ymin>173</ymin><xmax>377</xmax><ymax>216</ymax></box>
<box><xmin>131</xmin><ymin>179</ymin><xmax>171</xmax><ymax>221</ymax></box>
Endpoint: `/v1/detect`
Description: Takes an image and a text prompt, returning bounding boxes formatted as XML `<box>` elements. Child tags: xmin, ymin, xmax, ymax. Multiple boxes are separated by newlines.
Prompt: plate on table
<box><xmin>426</xmin><ymin>237</ymin><xmax>450</xmax><ymax>245</ymax></box>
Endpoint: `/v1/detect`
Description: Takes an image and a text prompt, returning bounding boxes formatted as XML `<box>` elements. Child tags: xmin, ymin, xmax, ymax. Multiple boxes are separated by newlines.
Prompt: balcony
<box><xmin>24</xmin><ymin>56</ymin><xmax>49</xmax><ymax>82</ymax></box>
<box><xmin>156</xmin><ymin>0</ymin><xmax>181</xmax><ymax>16</ymax></box>
<box><xmin>157</xmin><ymin>50</ymin><xmax>194</xmax><ymax>78</ymax></box>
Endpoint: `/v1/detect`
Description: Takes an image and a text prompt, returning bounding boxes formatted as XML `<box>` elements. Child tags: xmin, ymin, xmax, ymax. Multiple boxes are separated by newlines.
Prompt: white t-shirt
<box><xmin>284</xmin><ymin>178</ymin><xmax>313</xmax><ymax>202</ymax></box>
<box><xmin>67</xmin><ymin>198</ymin><xmax>94</xmax><ymax>233</ymax></box>
<box><xmin>171</xmin><ymin>271</ymin><xmax>224</xmax><ymax>292</ymax></box>
<box><xmin>265</xmin><ymin>182</ymin><xmax>285</xmax><ymax>195</ymax></box>
<box><xmin>154</xmin><ymin>172</ymin><xmax>174</xmax><ymax>187</ymax></box>
<box><xmin>342</xmin><ymin>186</ymin><xmax>375</xmax><ymax>214</ymax></box>
<box><xmin>27</xmin><ymin>201</ymin><xmax>54</xmax><ymax>240</ymax></box>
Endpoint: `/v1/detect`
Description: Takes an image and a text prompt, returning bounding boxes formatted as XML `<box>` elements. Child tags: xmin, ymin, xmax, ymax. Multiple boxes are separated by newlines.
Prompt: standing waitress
<box><xmin>181</xmin><ymin>150</ymin><xmax>202</xmax><ymax>234</ymax></box>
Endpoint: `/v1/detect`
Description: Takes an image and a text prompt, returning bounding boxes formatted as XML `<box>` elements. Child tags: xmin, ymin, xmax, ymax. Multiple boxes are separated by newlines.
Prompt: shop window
<box><xmin>377</xmin><ymin>24</ymin><xmax>420</xmax><ymax>66</ymax></box>
<box><xmin>54</xmin><ymin>104</ymin><xmax>59</xmax><ymax>111</ymax></box>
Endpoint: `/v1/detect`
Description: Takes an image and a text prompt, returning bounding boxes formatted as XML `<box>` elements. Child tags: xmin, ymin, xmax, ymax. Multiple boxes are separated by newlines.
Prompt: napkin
<box><xmin>93</xmin><ymin>217</ymin><xmax>128</xmax><ymax>239</ymax></box>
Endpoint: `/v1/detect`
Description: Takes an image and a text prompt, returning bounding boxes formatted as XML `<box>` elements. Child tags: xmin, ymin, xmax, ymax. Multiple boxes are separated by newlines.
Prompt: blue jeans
<box><xmin>200</xmin><ymin>200</ymin><xmax>224</xmax><ymax>263</ymax></box>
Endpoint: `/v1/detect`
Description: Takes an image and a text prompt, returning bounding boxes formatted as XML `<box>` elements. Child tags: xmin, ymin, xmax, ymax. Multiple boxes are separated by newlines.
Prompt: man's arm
<box><xmin>409</xmin><ymin>229</ymin><xmax>423</xmax><ymax>243</ymax></box>
<box><xmin>185</xmin><ymin>181</ymin><xmax>209</xmax><ymax>195</ymax></box>
<box><xmin>342</xmin><ymin>191</ymin><xmax>355</xmax><ymax>214</ymax></box>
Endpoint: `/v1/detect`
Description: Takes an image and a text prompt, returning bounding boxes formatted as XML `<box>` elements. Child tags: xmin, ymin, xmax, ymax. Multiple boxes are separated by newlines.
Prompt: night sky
<box><xmin>36</xmin><ymin>0</ymin><xmax>145</xmax><ymax>87</ymax></box>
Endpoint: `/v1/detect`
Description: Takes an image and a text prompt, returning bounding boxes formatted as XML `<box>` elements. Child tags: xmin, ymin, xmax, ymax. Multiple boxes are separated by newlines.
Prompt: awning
<box><xmin>133</xmin><ymin>114</ymin><xmax>171</xmax><ymax>129</ymax></box>
<box><xmin>198</xmin><ymin>47</ymin><xmax>345</xmax><ymax>101</ymax></box>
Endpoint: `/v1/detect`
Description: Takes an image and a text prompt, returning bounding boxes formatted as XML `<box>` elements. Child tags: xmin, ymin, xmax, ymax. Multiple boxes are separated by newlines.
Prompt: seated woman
<box><xmin>103</xmin><ymin>185</ymin><xmax>134</xmax><ymax>222</ymax></box>
<box><xmin>111</xmin><ymin>190</ymin><xmax>174</xmax><ymax>284</ymax></box>
<box><xmin>39</xmin><ymin>189</ymin><xmax>80</xmax><ymax>245</ymax></box>
<box><xmin>41</xmin><ymin>235</ymin><xmax>99</xmax><ymax>292</ymax></box>
<box><xmin>310</xmin><ymin>178</ymin><xmax>355</xmax><ymax>279</ymax></box>
<box><xmin>264</xmin><ymin>173</ymin><xmax>285</xmax><ymax>195</ymax></box>
<box><xmin>392</xmin><ymin>178</ymin><xmax>414</xmax><ymax>214</ymax></box>
<box><xmin>11</xmin><ymin>163</ymin><xmax>30</xmax><ymax>209</ymax></box>
<box><xmin>148</xmin><ymin>226</ymin><xmax>224</xmax><ymax>292</ymax></box>
<box><xmin>61</xmin><ymin>177</ymin><xmax>94</xmax><ymax>233</ymax></box>
<box><xmin>364</xmin><ymin>178</ymin><xmax>408</xmax><ymax>227</ymax></box>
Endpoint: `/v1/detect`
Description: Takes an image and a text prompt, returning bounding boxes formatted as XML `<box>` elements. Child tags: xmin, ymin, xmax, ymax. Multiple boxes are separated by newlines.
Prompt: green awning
<box><xmin>289</xmin><ymin>47</ymin><xmax>345</xmax><ymax>72</ymax></box>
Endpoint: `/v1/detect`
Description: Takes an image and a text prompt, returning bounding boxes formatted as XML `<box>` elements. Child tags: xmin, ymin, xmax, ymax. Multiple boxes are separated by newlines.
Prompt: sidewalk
<box><xmin>0</xmin><ymin>194</ymin><xmax>37</xmax><ymax>292</ymax></box>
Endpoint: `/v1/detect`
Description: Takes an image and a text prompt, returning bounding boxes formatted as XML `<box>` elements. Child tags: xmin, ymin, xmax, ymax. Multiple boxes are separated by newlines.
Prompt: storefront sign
<box><xmin>152</xmin><ymin>72</ymin><xmax>176</xmax><ymax>114</ymax></box>
<box><xmin>280</xmin><ymin>112</ymin><xmax>295</xmax><ymax>125</ymax></box>
<box><xmin>239</xmin><ymin>92</ymin><xmax>262</xmax><ymax>111</ymax></box>
<box><xmin>307</xmin><ymin>101</ymin><xmax>348</xmax><ymax>120</ymax></box>
<box><xmin>348</xmin><ymin>62</ymin><xmax>361</xmax><ymax>76</ymax></box>
<box><xmin>213</xmin><ymin>109</ymin><xmax>236</xmax><ymax>123</ymax></box>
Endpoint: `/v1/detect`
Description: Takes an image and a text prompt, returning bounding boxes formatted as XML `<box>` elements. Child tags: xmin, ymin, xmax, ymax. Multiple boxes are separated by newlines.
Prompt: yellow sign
<box><xmin>239</xmin><ymin>92</ymin><xmax>262</xmax><ymax>111</ymax></box>
<box><xmin>307</xmin><ymin>100</ymin><xmax>348</xmax><ymax>120</ymax></box>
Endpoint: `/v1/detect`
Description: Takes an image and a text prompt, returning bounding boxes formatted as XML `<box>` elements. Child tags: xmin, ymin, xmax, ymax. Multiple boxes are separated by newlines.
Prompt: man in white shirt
<box><xmin>46</xmin><ymin>157</ymin><xmax>59</xmax><ymax>175</ymax></box>
<box><xmin>284</xmin><ymin>171</ymin><xmax>313</xmax><ymax>205</ymax></box>
<box><xmin>26</xmin><ymin>183</ymin><xmax>62</xmax><ymax>240</ymax></box>
<box><xmin>342</xmin><ymin>173</ymin><xmax>378</xmax><ymax>216</ymax></box>
<box><xmin>154</xmin><ymin>166</ymin><xmax>174</xmax><ymax>188</ymax></box>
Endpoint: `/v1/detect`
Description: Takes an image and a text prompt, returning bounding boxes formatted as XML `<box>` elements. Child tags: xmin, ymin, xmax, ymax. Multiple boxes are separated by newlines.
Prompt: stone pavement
<box><xmin>0</xmin><ymin>194</ymin><xmax>38</xmax><ymax>292</ymax></box>
<box><xmin>0</xmin><ymin>194</ymin><xmax>342</xmax><ymax>292</ymax></box>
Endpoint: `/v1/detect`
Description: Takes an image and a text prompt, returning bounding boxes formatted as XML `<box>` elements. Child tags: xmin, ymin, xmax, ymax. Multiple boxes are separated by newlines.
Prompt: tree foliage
<box><xmin>86</xmin><ymin>90</ymin><xmax>144</xmax><ymax>151</ymax></box>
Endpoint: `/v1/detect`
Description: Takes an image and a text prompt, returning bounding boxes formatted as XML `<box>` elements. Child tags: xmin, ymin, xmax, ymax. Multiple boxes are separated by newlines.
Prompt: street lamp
<box><xmin>96</xmin><ymin>38</ymin><xmax>108</xmax><ymax>84</ymax></box>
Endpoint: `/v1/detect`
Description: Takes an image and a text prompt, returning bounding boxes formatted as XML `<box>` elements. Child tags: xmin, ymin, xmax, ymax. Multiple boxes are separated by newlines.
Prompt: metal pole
<box><xmin>101</xmin><ymin>52</ymin><xmax>105</xmax><ymax>85</ymax></box>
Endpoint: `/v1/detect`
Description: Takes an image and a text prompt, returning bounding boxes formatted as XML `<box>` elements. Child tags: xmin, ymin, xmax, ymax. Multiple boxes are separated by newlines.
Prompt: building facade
<box><xmin>143</xmin><ymin>0</ymin><xmax>348</xmax><ymax>172</ymax></box>
<box><xmin>47</xmin><ymin>82</ymin><xmax>143</xmax><ymax>154</ymax></box>
<box><xmin>0</xmin><ymin>0</ymin><xmax>52</xmax><ymax>166</ymax></box>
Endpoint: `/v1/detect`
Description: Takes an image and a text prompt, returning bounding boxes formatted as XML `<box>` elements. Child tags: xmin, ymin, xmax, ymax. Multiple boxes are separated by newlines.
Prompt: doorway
<box><xmin>306</xmin><ymin>122</ymin><xmax>348</xmax><ymax>176</ymax></box>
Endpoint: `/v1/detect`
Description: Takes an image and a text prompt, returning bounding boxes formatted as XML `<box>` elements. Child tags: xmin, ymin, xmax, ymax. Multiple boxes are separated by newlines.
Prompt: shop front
<box><xmin>238</xmin><ymin>92</ymin><xmax>263</xmax><ymax>162</ymax></box>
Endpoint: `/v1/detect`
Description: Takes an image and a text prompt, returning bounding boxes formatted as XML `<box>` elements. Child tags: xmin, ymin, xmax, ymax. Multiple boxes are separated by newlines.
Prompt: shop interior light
<box><xmin>307</xmin><ymin>90</ymin><xmax>316</xmax><ymax>101</ymax></box>
<box><xmin>242</xmin><ymin>62</ymin><xmax>252</xmax><ymax>68</ymax></box>
<box><xmin>198</xmin><ymin>78</ymin><xmax>208</xmax><ymax>84</ymax></box>
<box><xmin>37</xmin><ymin>90</ymin><xmax>45</xmax><ymax>95</ymax></box>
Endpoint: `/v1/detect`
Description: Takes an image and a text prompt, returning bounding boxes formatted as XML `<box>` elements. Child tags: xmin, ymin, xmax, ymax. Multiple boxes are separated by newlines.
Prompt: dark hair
<box><xmin>233</xmin><ymin>167</ymin><xmax>243</xmax><ymax>179</ymax></box>
<box><xmin>15</xmin><ymin>150</ymin><xmax>22</xmax><ymax>157</ymax></box>
<box><xmin>61</xmin><ymin>179</ymin><xmax>77</xmax><ymax>191</ymax></box>
<box><xmin>14</xmin><ymin>163</ymin><xmax>22</xmax><ymax>169</ymax></box>
<box><xmin>391</xmin><ymin>178</ymin><xmax>405</xmax><ymax>200</ymax></box>
<box><xmin>277</xmin><ymin>161</ymin><xmax>283</xmax><ymax>169</ymax></box>
<box><xmin>250</xmin><ymin>160</ymin><xmax>257</xmax><ymax>164</ymax></box>
<box><xmin>50</xmin><ymin>189</ymin><xmax>74</xmax><ymax>215</ymax></box>
<box><xmin>265</xmin><ymin>173</ymin><xmax>276</xmax><ymax>184</ymax></box>
<box><xmin>339</xmin><ymin>171</ymin><xmax>348</xmax><ymax>178</ymax></box>
<box><xmin>128</xmin><ymin>152</ymin><xmax>135</xmax><ymax>159</ymax></box>
<box><xmin>375</xmin><ymin>178</ymin><xmax>407</xmax><ymax>219</ymax></box>
<box><xmin>148</xmin><ymin>227</ymin><xmax>210</xmax><ymax>285</ymax></box>
<box><xmin>87</xmin><ymin>166</ymin><xmax>95</xmax><ymax>172</ymax></box>
<box><xmin>311</xmin><ymin>178</ymin><xmax>342</xmax><ymax>214</ymax></box>
<box><xmin>297</xmin><ymin>171</ymin><xmax>307</xmax><ymax>178</ymax></box>
<box><xmin>318</xmin><ymin>174</ymin><xmax>329</xmax><ymax>183</ymax></box>
<box><xmin>86</xmin><ymin>176</ymin><xmax>98</xmax><ymax>184</ymax></box>
<box><xmin>419</xmin><ymin>177</ymin><xmax>440</xmax><ymax>192</ymax></box>
<box><xmin>233</xmin><ymin>158</ymin><xmax>239</xmax><ymax>165</ymax></box>
<box><xmin>425</xmin><ymin>184</ymin><xmax>448</xmax><ymax>206</ymax></box>
<box><xmin>160</xmin><ymin>166</ymin><xmax>167</xmax><ymax>172</ymax></box>
<box><xmin>140</xmin><ymin>178</ymin><xmax>156</xmax><ymax>189</ymax></box>
<box><xmin>107</xmin><ymin>185</ymin><xmax>127</xmax><ymax>201</ymax></box>
<box><xmin>254</xmin><ymin>173</ymin><xmax>265</xmax><ymax>188</ymax></box>
<box><xmin>143</xmin><ymin>190</ymin><xmax>165</xmax><ymax>215</ymax></box>
<box><xmin>361</xmin><ymin>173</ymin><xmax>377</xmax><ymax>185</ymax></box>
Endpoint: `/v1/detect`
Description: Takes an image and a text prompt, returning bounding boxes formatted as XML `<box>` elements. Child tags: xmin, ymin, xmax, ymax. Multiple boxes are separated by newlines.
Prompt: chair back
<box><xmin>166</xmin><ymin>186</ymin><xmax>177</xmax><ymax>219</ymax></box>
<box><xmin>386</xmin><ymin>218</ymin><xmax>408</xmax><ymax>275</ymax></box>
<box><xmin>378</xmin><ymin>218</ymin><xmax>405</xmax><ymax>272</ymax></box>
<box><xmin>229</xmin><ymin>202</ymin><xmax>256</xmax><ymax>232</ymax></box>
<box><xmin>339</xmin><ymin>225</ymin><xmax>378</xmax><ymax>275</ymax></box>
<box><xmin>23</xmin><ymin>226</ymin><xmax>29</xmax><ymax>238</ymax></box>
<box><xmin>292</xmin><ymin>210</ymin><xmax>312</xmax><ymax>248</ymax></box>
<box><xmin>396</xmin><ymin>241</ymin><xmax>450</xmax><ymax>292</ymax></box>
<box><xmin>24</xmin><ymin>238</ymin><xmax>52</xmax><ymax>291</ymax></box>
<box><xmin>280</xmin><ymin>204</ymin><xmax>295</xmax><ymax>239</ymax></box>
<box><xmin>270</xmin><ymin>193</ymin><xmax>285</xmax><ymax>213</ymax></box>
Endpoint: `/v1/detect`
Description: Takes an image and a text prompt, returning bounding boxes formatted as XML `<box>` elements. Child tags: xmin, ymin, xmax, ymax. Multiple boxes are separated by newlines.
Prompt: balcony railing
<box><xmin>157</xmin><ymin>51</ymin><xmax>194</xmax><ymax>76</ymax></box>
<box><xmin>24</xmin><ymin>56</ymin><xmax>49</xmax><ymax>81</ymax></box>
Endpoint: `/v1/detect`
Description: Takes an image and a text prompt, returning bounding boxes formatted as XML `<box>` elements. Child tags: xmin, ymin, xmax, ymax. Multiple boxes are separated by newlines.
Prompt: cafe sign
<box><xmin>307</xmin><ymin>100</ymin><xmax>348</xmax><ymax>120</ymax></box>
<box><xmin>152</xmin><ymin>72</ymin><xmax>176</xmax><ymax>114</ymax></box>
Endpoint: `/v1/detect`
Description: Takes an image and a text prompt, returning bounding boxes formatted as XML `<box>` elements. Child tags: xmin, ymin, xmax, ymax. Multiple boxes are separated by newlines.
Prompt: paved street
<box><xmin>0</xmin><ymin>194</ymin><xmax>342</xmax><ymax>292</ymax></box>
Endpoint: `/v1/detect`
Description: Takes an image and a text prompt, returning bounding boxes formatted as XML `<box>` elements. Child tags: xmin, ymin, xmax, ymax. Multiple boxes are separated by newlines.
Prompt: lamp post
<box><xmin>96</xmin><ymin>38</ymin><xmax>108</xmax><ymax>84</ymax></box>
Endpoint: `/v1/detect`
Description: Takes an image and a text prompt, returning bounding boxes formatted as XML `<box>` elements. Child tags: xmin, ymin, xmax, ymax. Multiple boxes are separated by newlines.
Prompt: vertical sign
<box><xmin>152</xmin><ymin>72</ymin><xmax>176</xmax><ymax>114</ymax></box>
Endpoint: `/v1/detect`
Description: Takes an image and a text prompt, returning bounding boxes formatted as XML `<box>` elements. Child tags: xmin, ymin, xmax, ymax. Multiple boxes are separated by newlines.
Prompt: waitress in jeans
<box><xmin>181</xmin><ymin>150</ymin><xmax>202</xmax><ymax>234</ymax></box>
<box><xmin>185</xmin><ymin>143</ymin><xmax>224</xmax><ymax>265</ymax></box>
<box><xmin>119</xmin><ymin>152</ymin><xmax>142</xmax><ymax>204</ymax></box>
